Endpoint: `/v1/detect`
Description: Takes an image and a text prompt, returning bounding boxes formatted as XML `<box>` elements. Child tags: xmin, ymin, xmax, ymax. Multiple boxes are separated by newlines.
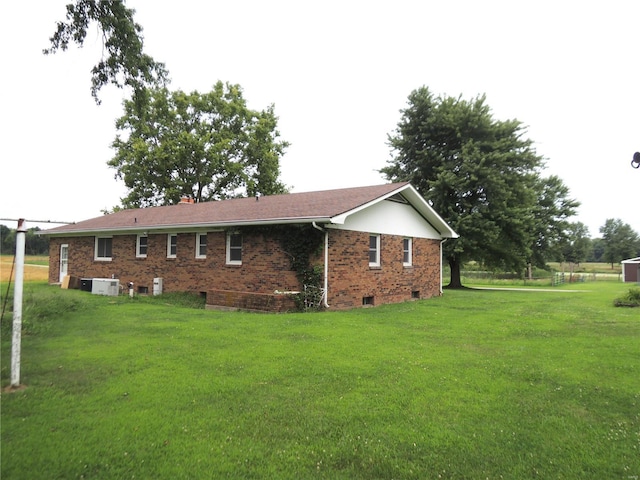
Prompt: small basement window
<box><xmin>362</xmin><ymin>296</ymin><xmax>375</xmax><ymax>306</ymax></box>
<box><xmin>412</xmin><ymin>290</ymin><xmax>420</xmax><ymax>299</ymax></box>
<box><xmin>138</xmin><ymin>286</ymin><xmax>149</xmax><ymax>294</ymax></box>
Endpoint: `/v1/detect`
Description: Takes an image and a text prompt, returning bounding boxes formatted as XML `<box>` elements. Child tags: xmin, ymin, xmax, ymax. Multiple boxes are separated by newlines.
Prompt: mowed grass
<box><xmin>1</xmin><ymin>282</ymin><xmax>639</xmax><ymax>479</ymax></box>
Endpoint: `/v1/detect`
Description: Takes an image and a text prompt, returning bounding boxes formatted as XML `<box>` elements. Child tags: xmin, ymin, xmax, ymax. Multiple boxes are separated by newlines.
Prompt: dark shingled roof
<box><xmin>42</xmin><ymin>183</ymin><xmax>413</xmax><ymax>235</ymax></box>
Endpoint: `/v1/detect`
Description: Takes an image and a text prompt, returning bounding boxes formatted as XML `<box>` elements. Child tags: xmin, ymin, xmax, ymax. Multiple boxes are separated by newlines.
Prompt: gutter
<box><xmin>40</xmin><ymin>217</ymin><xmax>334</xmax><ymax>237</ymax></box>
<box><xmin>312</xmin><ymin>222</ymin><xmax>330</xmax><ymax>308</ymax></box>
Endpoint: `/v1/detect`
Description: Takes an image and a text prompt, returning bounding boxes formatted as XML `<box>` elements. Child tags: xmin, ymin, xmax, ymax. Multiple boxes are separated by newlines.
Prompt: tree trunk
<box><xmin>447</xmin><ymin>257</ymin><xmax>464</xmax><ymax>289</ymax></box>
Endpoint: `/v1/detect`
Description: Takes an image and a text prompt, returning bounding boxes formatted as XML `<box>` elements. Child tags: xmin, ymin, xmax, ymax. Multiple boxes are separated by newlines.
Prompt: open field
<box><xmin>0</xmin><ymin>255</ymin><xmax>49</xmax><ymax>283</ymax></box>
<box><xmin>546</xmin><ymin>262</ymin><xmax>622</xmax><ymax>274</ymax></box>
<box><xmin>449</xmin><ymin>262</ymin><xmax>624</xmax><ymax>287</ymax></box>
<box><xmin>1</xmin><ymin>281</ymin><xmax>638</xmax><ymax>479</ymax></box>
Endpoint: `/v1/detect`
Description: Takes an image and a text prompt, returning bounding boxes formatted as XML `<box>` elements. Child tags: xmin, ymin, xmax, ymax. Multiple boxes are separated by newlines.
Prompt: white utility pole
<box><xmin>11</xmin><ymin>218</ymin><xmax>26</xmax><ymax>388</ymax></box>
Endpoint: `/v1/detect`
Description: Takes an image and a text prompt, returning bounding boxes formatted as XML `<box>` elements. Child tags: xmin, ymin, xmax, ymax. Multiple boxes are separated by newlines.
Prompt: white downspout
<box><xmin>440</xmin><ymin>238</ymin><xmax>448</xmax><ymax>295</ymax></box>
<box><xmin>312</xmin><ymin>222</ymin><xmax>330</xmax><ymax>308</ymax></box>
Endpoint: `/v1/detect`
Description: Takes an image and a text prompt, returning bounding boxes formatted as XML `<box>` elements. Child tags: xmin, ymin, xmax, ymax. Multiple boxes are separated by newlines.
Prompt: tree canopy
<box><xmin>108</xmin><ymin>82</ymin><xmax>289</xmax><ymax>208</ymax></box>
<box><xmin>44</xmin><ymin>0</ymin><xmax>168</xmax><ymax>103</ymax></box>
<box><xmin>557</xmin><ymin>222</ymin><xmax>591</xmax><ymax>265</ymax></box>
<box><xmin>599</xmin><ymin>218</ymin><xmax>640</xmax><ymax>267</ymax></box>
<box><xmin>1</xmin><ymin>226</ymin><xmax>49</xmax><ymax>256</ymax></box>
<box><xmin>529</xmin><ymin>175</ymin><xmax>581</xmax><ymax>268</ymax></box>
<box><xmin>382</xmin><ymin>87</ymin><xmax>578</xmax><ymax>287</ymax></box>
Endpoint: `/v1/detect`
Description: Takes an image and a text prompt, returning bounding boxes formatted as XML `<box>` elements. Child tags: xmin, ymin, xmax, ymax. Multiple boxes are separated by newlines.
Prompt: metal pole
<box><xmin>11</xmin><ymin>218</ymin><xmax>26</xmax><ymax>388</ymax></box>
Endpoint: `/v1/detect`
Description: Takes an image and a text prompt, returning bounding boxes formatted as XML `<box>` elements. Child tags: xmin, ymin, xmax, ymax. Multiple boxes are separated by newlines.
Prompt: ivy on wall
<box><xmin>240</xmin><ymin>224</ymin><xmax>325</xmax><ymax>309</ymax></box>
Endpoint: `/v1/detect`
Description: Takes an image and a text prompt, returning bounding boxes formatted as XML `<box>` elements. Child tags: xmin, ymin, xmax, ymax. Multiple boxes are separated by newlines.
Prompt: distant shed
<box><xmin>622</xmin><ymin>257</ymin><xmax>640</xmax><ymax>283</ymax></box>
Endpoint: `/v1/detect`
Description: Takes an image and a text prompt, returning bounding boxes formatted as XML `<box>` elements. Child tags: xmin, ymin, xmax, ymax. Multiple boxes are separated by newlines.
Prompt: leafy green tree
<box><xmin>1</xmin><ymin>225</ymin><xmax>15</xmax><ymax>255</ymax></box>
<box><xmin>558</xmin><ymin>222</ymin><xmax>591</xmax><ymax>265</ymax></box>
<box><xmin>108</xmin><ymin>82</ymin><xmax>289</xmax><ymax>207</ymax></box>
<box><xmin>382</xmin><ymin>87</ymin><xmax>578</xmax><ymax>287</ymax></box>
<box><xmin>599</xmin><ymin>219</ymin><xmax>640</xmax><ymax>267</ymax></box>
<box><xmin>529</xmin><ymin>176</ymin><xmax>581</xmax><ymax>268</ymax></box>
<box><xmin>44</xmin><ymin>0</ymin><xmax>168</xmax><ymax>103</ymax></box>
<box><xmin>0</xmin><ymin>227</ymin><xmax>48</xmax><ymax>256</ymax></box>
<box><xmin>588</xmin><ymin>238</ymin><xmax>604</xmax><ymax>262</ymax></box>
<box><xmin>25</xmin><ymin>228</ymin><xmax>49</xmax><ymax>256</ymax></box>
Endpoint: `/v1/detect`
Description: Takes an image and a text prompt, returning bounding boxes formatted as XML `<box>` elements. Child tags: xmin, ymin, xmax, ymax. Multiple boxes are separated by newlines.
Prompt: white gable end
<box><xmin>327</xmin><ymin>199</ymin><xmax>442</xmax><ymax>239</ymax></box>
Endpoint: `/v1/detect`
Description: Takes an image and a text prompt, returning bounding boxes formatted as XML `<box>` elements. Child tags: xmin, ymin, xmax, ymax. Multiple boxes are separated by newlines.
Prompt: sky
<box><xmin>1</xmin><ymin>0</ymin><xmax>639</xmax><ymax>239</ymax></box>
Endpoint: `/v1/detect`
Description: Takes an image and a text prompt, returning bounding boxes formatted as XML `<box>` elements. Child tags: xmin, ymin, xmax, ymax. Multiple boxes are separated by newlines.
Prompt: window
<box><xmin>227</xmin><ymin>232</ymin><xmax>242</xmax><ymax>265</ymax></box>
<box><xmin>369</xmin><ymin>234</ymin><xmax>380</xmax><ymax>267</ymax></box>
<box><xmin>136</xmin><ymin>235</ymin><xmax>148</xmax><ymax>258</ymax></box>
<box><xmin>167</xmin><ymin>234</ymin><xmax>177</xmax><ymax>258</ymax></box>
<box><xmin>403</xmin><ymin>237</ymin><xmax>412</xmax><ymax>266</ymax></box>
<box><xmin>95</xmin><ymin>237</ymin><xmax>113</xmax><ymax>261</ymax></box>
<box><xmin>196</xmin><ymin>232</ymin><xmax>207</xmax><ymax>258</ymax></box>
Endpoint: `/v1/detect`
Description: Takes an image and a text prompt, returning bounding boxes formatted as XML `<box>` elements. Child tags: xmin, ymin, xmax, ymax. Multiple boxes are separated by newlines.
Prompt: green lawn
<box><xmin>1</xmin><ymin>282</ymin><xmax>639</xmax><ymax>479</ymax></box>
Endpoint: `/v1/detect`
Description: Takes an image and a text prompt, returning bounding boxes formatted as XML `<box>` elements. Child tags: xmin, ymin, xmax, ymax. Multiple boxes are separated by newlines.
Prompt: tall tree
<box><xmin>44</xmin><ymin>0</ymin><xmax>168</xmax><ymax>104</ymax></box>
<box><xmin>25</xmin><ymin>228</ymin><xmax>50</xmax><ymax>256</ymax></box>
<box><xmin>0</xmin><ymin>225</ymin><xmax>15</xmax><ymax>255</ymax></box>
<box><xmin>587</xmin><ymin>238</ymin><xmax>604</xmax><ymax>262</ymax></box>
<box><xmin>558</xmin><ymin>222</ymin><xmax>591</xmax><ymax>265</ymax></box>
<box><xmin>108</xmin><ymin>82</ymin><xmax>289</xmax><ymax>207</ymax></box>
<box><xmin>382</xmin><ymin>87</ymin><xmax>577</xmax><ymax>287</ymax></box>
<box><xmin>599</xmin><ymin>218</ymin><xmax>640</xmax><ymax>267</ymax></box>
<box><xmin>529</xmin><ymin>175</ymin><xmax>581</xmax><ymax>269</ymax></box>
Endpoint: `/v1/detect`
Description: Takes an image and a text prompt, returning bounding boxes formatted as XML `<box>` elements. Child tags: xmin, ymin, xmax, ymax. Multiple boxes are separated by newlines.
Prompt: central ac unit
<box><xmin>91</xmin><ymin>278</ymin><xmax>120</xmax><ymax>296</ymax></box>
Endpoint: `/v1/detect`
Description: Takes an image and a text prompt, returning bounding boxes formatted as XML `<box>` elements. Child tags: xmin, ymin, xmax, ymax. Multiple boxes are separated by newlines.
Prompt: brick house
<box><xmin>42</xmin><ymin>183</ymin><xmax>457</xmax><ymax>311</ymax></box>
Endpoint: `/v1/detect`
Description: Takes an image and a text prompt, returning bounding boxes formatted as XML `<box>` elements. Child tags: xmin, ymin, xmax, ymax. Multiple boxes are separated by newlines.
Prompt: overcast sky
<box><xmin>1</xmin><ymin>0</ymin><xmax>639</xmax><ymax>239</ymax></box>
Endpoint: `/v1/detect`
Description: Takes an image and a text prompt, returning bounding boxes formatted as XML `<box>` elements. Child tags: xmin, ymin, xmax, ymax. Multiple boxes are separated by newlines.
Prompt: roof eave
<box><xmin>41</xmin><ymin>217</ymin><xmax>333</xmax><ymax>237</ymax></box>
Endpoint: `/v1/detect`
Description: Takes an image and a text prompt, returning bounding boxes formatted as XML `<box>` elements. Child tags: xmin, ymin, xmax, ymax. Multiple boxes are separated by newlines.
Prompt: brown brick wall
<box><xmin>48</xmin><ymin>232</ymin><xmax>300</xmax><ymax>296</ymax></box>
<box><xmin>48</xmin><ymin>228</ymin><xmax>442</xmax><ymax>310</ymax></box>
<box><xmin>324</xmin><ymin>229</ymin><xmax>441</xmax><ymax>309</ymax></box>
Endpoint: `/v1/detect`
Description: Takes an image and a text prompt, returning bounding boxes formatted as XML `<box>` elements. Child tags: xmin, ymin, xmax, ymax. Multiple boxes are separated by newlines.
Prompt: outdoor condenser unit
<box><xmin>91</xmin><ymin>278</ymin><xmax>120</xmax><ymax>296</ymax></box>
<box><xmin>153</xmin><ymin>277</ymin><xmax>163</xmax><ymax>296</ymax></box>
<box><xmin>80</xmin><ymin>278</ymin><xmax>93</xmax><ymax>292</ymax></box>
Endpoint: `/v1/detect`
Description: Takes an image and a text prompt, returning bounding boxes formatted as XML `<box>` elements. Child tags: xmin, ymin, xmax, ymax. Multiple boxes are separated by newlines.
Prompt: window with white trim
<box><xmin>369</xmin><ymin>234</ymin><xmax>380</xmax><ymax>267</ymax></box>
<box><xmin>167</xmin><ymin>234</ymin><xmax>177</xmax><ymax>258</ymax></box>
<box><xmin>403</xmin><ymin>237</ymin><xmax>412</xmax><ymax>266</ymax></box>
<box><xmin>196</xmin><ymin>232</ymin><xmax>207</xmax><ymax>258</ymax></box>
<box><xmin>95</xmin><ymin>236</ymin><xmax>113</xmax><ymax>261</ymax></box>
<box><xmin>227</xmin><ymin>232</ymin><xmax>242</xmax><ymax>265</ymax></box>
<box><xmin>136</xmin><ymin>234</ymin><xmax>148</xmax><ymax>258</ymax></box>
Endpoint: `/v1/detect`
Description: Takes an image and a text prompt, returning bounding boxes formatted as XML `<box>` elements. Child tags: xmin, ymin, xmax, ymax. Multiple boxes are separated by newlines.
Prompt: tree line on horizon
<box><xmin>0</xmin><ymin>226</ymin><xmax>50</xmax><ymax>257</ymax></box>
<box><xmin>35</xmin><ymin>1</ymin><xmax>639</xmax><ymax>286</ymax></box>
